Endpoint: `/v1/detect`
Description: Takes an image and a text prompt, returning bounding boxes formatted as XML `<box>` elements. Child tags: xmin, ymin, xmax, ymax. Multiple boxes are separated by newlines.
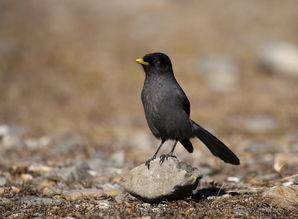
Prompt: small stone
<box><xmin>257</xmin><ymin>41</ymin><xmax>298</xmax><ymax>76</ymax></box>
<box><xmin>244</xmin><ymin>116</ymin><xmax>277</xmax><ymax>132</ymax></box>
<box><xmin>28</xmin><ymin>164</ymin><xmax>53</xmax><ymax>172</ymax></box>
<box><xmin>24</xmin><ymin>136</ymin><xmax>51</xmax><ymax>149</ymax></box>
<box><xmin>11</xmin><ymin>186</ymin><xmax>21</xmax><ymax>193</ymax></box>
<box><xmin>111</xmin><ymin>151</ymin><xmax>125</xmax><ymax>168</ymax></box>
<box><xmin>232</xmin><ymin>208</ymin><xmax>249</xmax><ymax>215</ymax></box>
<box><xmin>114</xmin><ymin>194</ymin><xmax>126</xmax><ymax>203</ymax></box>
<box><xmin>0</xmin><ymin>176</ymin><xmax>7</xmax><ymax>186</ymax></box>
<box><xmin>274</xmin><ymin>153</ymin><xmax>298</xmax><ymax>173</ymax></box>
<box><xmin>20</xmin><ymin>197</ymin><xmax>63</xmax><ymax>207</ymax></box>
<box><xmin>20</xmin><ymin>174</ymin><xmax>33</xmax><ymax>182</ymax></box>
<box><xmin>37</xmin><ymin>179</ymin><xmax>56</xmax><ymax>189</ymax></box>
<box><xmin>0</xmin><ymin>187</ymin><xmax>5</xmax><ymax>195</ymax></box>
<box><xmin>104</xmin><ymin>188</ymin><xmax>123</xmax><ymax>197</ymax></box>
<box><xmin>227</xmin><ymin>176</ymin><xmax>240</xmax><ymax>183</ymax></box>
<box><xmin>42</xmin><ymin>187</ymin><xmax>62</xmax><ymax>197</ymax></box>
<box><xmin>44</xmin><ymin>161</ymin><xmax>92</xmax><ymax>182</ymax></box>
<box><xmin>96</xmin><ymin>200</ymin><xmax>110</xmax><ymax>209</ymax></box>
<box><xmin>264</xmin><ymin>185</ymin><xmax>298</xmax><ymax>210</ymax></box>
<box><xmin>63</xmin><ymin>188</ymin><xmax>104</xmax><ymax>200</ymax></box>
<box><xmin>122</xmin><ymin>157</ymin><xmax>202</xmax><ymax>202</ymax></box>
<box><xmin>0</xmin><ymin>124</ymin><xmax>24</xmax><ymax>147</ymax></box>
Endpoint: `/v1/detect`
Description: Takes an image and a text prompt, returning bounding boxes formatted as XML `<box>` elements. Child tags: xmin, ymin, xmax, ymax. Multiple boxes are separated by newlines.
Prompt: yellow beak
<box><xmin>136</xmin><ymin>58</ymin><xmax>149</xmax><ymax>65</ymax></box>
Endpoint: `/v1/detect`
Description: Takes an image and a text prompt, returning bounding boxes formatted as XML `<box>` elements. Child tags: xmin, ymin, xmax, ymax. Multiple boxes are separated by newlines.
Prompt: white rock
<box><xmin>257</xmin><ymin>41</ymin><xmax>298</xmax><ymax>76</ymax></box>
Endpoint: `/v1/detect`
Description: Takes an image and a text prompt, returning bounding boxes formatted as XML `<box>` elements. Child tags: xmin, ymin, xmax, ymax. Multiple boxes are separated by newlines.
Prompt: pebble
<box><xmin>114</xmin><ymin>194</ymin><xmax>126</xmax><ymax>203</ymax></box>
<box><xmin>257</xmin><ymin>41</ymin><xmax>298</xmax><ymax>76</ymax></box>
<box><xmin>96</xmin><ymin>200</ymin><xmax>110</xmax><ymax>209</ymax></box>
<box><xmin>28</xmin><ymin>164</ymin><xmax>53</xmax><ymax>172</ymax></box>
<box><xmin>63</xmin><ymin>188</ymin><xmax>104</xmax><ymax>200</ymax></box>
<box><xmin>244</xmin><ymin>116</ymin><xmax>277</xmax><ymax>132</ymax></box>
<box><xmin>111</xmin><ymin>151</ymin><xmax>125</xmax><ymax>168</ymax></box>
<box><xmin>20</xmin><ymin>197</ymin><xmax>63</xmax><ymax>207</ymax></box>
<box><xmin>20</xmin><ymin>173</ymin><xmax>33</xmax><ymax>181</ymax></box>
<box><xmin>0</xmin><ymin>176</ymin><xmax>7</xmax><ymax>186</ymax></box>
<box><xmin>0</xmin><ymin>124</ymin><xmax>24</xmax><ymax>147</ymax></box>
<box><xmin>227</xmin><ymin>176</ymin><xmax>240</xmax><ymax>183</ymax></box>
<box><xmin>44</xmin><ymin>161</ymin><xmax>92</xmax><ymax>182</ymax></box>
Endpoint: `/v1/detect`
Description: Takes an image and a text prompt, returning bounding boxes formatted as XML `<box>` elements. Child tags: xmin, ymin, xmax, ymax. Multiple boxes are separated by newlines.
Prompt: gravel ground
<box><xmin>0</xmin><ymin>1</ymin><xmax>298</xmax><ymax>218</ymax></box>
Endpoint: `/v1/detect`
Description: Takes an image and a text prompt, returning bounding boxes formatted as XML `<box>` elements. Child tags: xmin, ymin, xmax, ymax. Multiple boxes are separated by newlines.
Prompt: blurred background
<box><xmin>0</xmin><ymin>0</ymin><xmax>298</xmax><ymax>169</ymax></box>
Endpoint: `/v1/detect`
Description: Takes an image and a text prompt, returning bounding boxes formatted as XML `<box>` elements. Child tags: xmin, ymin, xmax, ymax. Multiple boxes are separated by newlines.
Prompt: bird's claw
<box><xmin>145</xmin><ymin>157</ymin><xmax>155</xmax><ymax>169</ymax></box>
<box><xmin>159</xmin><ymin>153</ymin><xmax>177</xmax><ymax>165</ymax></box>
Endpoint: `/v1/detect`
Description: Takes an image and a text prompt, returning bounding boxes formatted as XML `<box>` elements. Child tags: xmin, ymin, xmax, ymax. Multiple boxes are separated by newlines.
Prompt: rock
<box><xmin>227</xmin><ymin>176</ymin><xmax>240</xmax><ymax>183</ymax></box>
<box><xmin>111</xmin><ymin>151</ymin><xmax>125</xmax><ymax>168</ymax></box>
<box><xmin>244</xmin><ymin>115</ymin><xmax>277</xmax><ymax>132</ymax></box>
<box><xmin>63</xmin><ymin>188</ymin><xmax>104</xmax><ymax>200</ymax></box>
<box><xmin>122</xmin><ymin>157</ymin><xmax>202</xmax><ymax>202</ymax></box>
<box><xmin>114</xmin><ymin>194</ymin><xmax>126</xmax><ymax>203</ymax></box>
<box><xmin>20</xmin><ymin>197</ymin><xmax>63</xmax><ymax>207</ymax></box>
<box><xmin>28</xmin><ymin>163</ymin><xmax>53</xmax><ymax>172</ymax></box>
<box><xmin>264</xmin><ymin>185</ymin><xmax>298</xmax><ymax>210</ymax></box>
<box><xmin>0</xmin><ymin>124</ymin><xmax>24</xmax><ymax>148</ymax></box>
<box><xmin>20</xmin><ymin>173</ymin><xmax>33</xmax><ymax>182</ymax></box>
<box><xmin>274</xmin><ymin>153</ymin><xmax>298</xmax><ymax>174</ymax></box>
<box><xmin>198</xmin><ymin>55</ymin><xmax>240</xmax><ymax>92</ymax></box>
<box><xmin>0</xmin><ymin>176</ymin><xmax>7</xmax><ymax>186</ymax></box>
<box><xmin>24</xmin><ymin>136</ymin><xmax>51</xmax><ymax>149</ymax></box>
<box><xmin>43</xmin><ymin>161</ymin><xmax>92</xmax><ymax>182</ymax></box>
<box><xmin>96</xmin><ymin>200</ymin><xmax>110</xmax><ymax>209</ymax></box>
<box><xmin>41</xmin><ymin>186</ymin><xmax>62</xmax><ymax>197</ymax></box>
<box><xmin>232</xmin><ymin>208</ymin><xmax>249</xmax><ymax>215</ymax></box>
<box><xmin>257</xmin><ymin>41</ymin><xmax>298</xmax><ymax>76</ymax></box>
<box><xmin>280</xmin><ymin>174</ymin><xmax>298</xmax><ymax>186</ymax></box>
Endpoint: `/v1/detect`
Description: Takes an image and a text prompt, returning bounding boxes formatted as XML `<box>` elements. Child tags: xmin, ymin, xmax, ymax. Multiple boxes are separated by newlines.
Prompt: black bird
<box><xmin>136</xmin><ymin>52</ymin><xmax>240</xmax><ymax>168</ymax></box>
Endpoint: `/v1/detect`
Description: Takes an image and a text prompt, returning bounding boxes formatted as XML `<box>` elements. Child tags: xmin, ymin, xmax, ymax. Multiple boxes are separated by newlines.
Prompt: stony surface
<box><xmin>122</xmin><ymin>157</ymin><xmax>202</xmax><ymax>202</ymax></box>
<box><xmin>264</xmin><ymin>185</ymin><xmax>298</xmax><ymax>210</ymax></box>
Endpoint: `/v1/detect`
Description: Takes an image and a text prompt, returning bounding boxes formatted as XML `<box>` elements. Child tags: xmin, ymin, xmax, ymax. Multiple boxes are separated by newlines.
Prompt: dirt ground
<box><xmin>0</xmin><ymin>1</ymin><xmax>298</xmax><ymax>218</ymax></box>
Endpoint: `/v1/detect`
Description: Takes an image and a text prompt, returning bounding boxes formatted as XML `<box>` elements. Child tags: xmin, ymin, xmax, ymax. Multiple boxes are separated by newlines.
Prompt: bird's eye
<box><xmin>153</xmin><ymin>59</ymin><xmax>160</xmax><ymax>65</ymax></box>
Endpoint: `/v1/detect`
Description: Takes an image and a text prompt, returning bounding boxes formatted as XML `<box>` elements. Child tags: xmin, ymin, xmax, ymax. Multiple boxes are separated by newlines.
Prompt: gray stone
<box><xmin>244</xmin><ymin>115</ymin><xmax>277</xmax><ymax>132</ymax></box>
<box><xmin>20</xmin><ymin>197</ymin><xmax>63</xmax><ymax>207</ymax></box>
<box><xmin>257</xmin><ymin>41</ymin><xmax>298</xmax><ymax>76</ymax></box>
<box><xmin>44</xmin><ymin>161</ymin><xmax>92</xmax><ymax>182</ymax></box>
<box><xmin>111</xmin><ymin>151</ymin><xmax>125</xmax><ymax>167</ymax></box>
<box><xmin>122</xmin><ymin>157</ymin><xmax>202</xmax><ymax>202</ymax></box>
<box><xmin>0</xmin><ymin>124</ymin><xmax>24</xmax><ymax>148</ymax></box>
<box><xmin>264</xmin><ymin>185</ymin><xmax>298</xmax><ymax>210</ymax></box>
<box><xmin>96</xmin><ymin>200</ymin><xmax>110</xmax><ymax>209</ymax></box>
<box><xmin>114</xmin><ymin>194</ymin><xmax>126</xmax><ymax>203</ymax></box>
<box><xmin>0</xmin><ymin>176</ymin><xmax>7</xmax><ymax>186</ymax></box>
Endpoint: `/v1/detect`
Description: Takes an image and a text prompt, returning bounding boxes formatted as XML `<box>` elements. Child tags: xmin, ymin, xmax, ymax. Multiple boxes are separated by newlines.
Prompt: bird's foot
<box><xmin>159</xmin><ymin>153</ymin><xmax>177</xmax><ymax>165</ymax></box>
<box><xmin>145</xmin><ymin>157</ymin><xmax>156</xmax><ymax>169</ymax></box>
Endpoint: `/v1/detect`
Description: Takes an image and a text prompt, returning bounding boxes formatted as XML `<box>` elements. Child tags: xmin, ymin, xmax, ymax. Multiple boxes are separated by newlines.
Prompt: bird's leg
<box><xmin>145</xmin><ymin>140</ymin><xmax>165</xmax><ymax>169</ymax></box>
<box><xmin>159</xmin><ymin>140</ymin><xmax>178</xmax><ymax>165</ymax></box>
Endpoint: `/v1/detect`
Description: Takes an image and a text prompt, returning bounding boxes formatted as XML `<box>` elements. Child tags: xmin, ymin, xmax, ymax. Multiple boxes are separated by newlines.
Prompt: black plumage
<box><xmin>136</xmin><ymin>52</ymin><xmax>240</xmax><ymax>168</ymax></box>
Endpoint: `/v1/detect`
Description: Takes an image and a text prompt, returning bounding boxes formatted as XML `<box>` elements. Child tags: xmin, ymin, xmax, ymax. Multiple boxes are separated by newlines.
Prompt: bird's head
<box><xmin>136</xmin><ymin>52</ymin><xmax>173</xmax><ymax>75</ymax></box>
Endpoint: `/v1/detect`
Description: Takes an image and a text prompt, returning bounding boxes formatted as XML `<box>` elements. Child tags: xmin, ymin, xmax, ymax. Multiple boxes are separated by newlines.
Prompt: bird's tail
<box><xmin>191</xmin><ymin>121</ymin><xmax>240</xmax><ymax>165</ymax></box>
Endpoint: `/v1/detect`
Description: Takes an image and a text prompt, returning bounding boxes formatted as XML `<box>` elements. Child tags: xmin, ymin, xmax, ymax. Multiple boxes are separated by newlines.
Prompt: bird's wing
<box><xmin>174</xmin><ymin>87</ymin><xmax>190</xmax><ymax>116</ymax></box>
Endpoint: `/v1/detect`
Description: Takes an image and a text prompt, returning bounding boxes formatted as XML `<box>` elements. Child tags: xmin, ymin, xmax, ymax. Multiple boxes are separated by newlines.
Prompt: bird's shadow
<box><xmin>191</xmin><ymin>187</ymin><xmax>240</xmax><ymax>201</ymax></box>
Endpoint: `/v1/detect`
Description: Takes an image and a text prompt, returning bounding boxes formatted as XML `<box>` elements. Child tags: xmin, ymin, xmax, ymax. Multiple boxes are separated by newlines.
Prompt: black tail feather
<box><xmin>179</xmin><ymin>139</ymin><xmax>193</xmax><ymax>153</ymax></box>
<box><xmin>192</xmin><ymin>121</ymin><xmax>240</xmax><ymax>165</ymax></box>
